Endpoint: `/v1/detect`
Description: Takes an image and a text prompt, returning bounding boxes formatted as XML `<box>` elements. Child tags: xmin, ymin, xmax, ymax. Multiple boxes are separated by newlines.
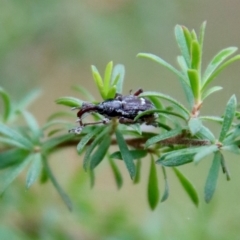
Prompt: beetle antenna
<box><xmin>133</xmin><ymin>88</ymin><xmax>143</xmax><ymax>96</ymax></box>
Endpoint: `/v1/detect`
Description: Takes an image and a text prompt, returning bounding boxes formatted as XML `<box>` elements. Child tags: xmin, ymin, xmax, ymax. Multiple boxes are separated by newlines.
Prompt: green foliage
<box><xmin>173</xmin><ymin>167</ymin><xmax>199</xmax><ymax>207</ymax></box>
<box><xmin>90</xmin><ymin>62</ymin><xmax>125</xmax><ymax>100</ymax></box>
<box><xmin>115</xmin><ymin>129</ymin><xmax>136</xmax><ymax>179</ymax></box>
<box><xmin>147</xmin><ymin>155</ymin><xmax>159</xmax><ymax>210</ymax></box>
<box><xmin>0</xmin><ymin>23</ymin><xmax>240</xmax><ymax>210</ymax></box>
<box><xmin>204</xmin><ymin>151</ymin><xmax>222</xmax><ymax>203</ymax></box>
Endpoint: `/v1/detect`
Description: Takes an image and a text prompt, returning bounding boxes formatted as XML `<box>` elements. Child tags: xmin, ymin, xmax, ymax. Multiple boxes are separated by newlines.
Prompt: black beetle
<box><xmin>69</xmin><ymin>89</ymin><xmax>156</xmax><ymax>134</ymax></box>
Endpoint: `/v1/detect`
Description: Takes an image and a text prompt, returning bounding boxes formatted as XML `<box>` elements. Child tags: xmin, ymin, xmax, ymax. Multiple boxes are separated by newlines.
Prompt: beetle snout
<box><xmin>77</xmin><ymin>103</ymin><xmax>98</xmax><ymax>119</ymax></box>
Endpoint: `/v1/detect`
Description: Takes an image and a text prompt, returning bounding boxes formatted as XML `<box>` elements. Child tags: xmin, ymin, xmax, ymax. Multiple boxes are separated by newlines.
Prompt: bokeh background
<box><xmin>1</xmin><ymin>0</ymin><xmax>240</xmax><ymax>239</ymax></box>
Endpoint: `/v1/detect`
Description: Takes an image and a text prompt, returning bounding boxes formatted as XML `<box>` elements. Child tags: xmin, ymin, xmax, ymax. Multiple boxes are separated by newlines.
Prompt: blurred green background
<box><xmin>1</xmin><ymin>0</ymin><xmax>240</xmax><ymax>239</ymax></box>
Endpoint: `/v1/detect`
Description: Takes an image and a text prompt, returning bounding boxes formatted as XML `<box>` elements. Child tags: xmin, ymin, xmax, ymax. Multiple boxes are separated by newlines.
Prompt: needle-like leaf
<box><xmin>26</xmin><ymin>153</ymin><xmax>42</xmax><ymax>189</ymax></box>
<box><xmin>55</xmin><ymin>97</ymin><xmax>83</xmax><ymax>107</ymax></box>
<box><xmin>108</xmin><ymin>156</ymin><xmax>123</xmax><ymax>189</ymax></box>
<box><xmin>147</xmin><ymin>155</ymin><xmax>159</xmax><ymax>210</ymax></box>
<box><xmin>0</xmin><ymin>87</ymin><xmax>11</xmax><ymax>122</ymax></box>
<box><xmin>115</xmin><ymin>129</ymin><xmax>136</xmax><ymax>179</ymax></box>
<box><xmin>204</xmin><ymin>151</ymin><xmax>221</xmax><ymax>203</ymax></box>
<box><xmin>219</xmin><ymin>95</ymin><xmax>237</xmax><ymax>142</ymax></box>
<box><xmin>173</xmin><ymin>167</ymin><xmax>199</xmax><ymax>207</ymax></box>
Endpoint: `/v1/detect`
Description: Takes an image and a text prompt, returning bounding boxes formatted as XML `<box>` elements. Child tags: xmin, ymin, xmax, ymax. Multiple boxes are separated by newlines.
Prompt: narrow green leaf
<box><xmin>42</xmin><ymin>120</ymin><xmax>72</xmax><ymax>131</ymax></box>
<box><xmin>0</xmin><ymin>149</ymin><xmax>29</xmax><ymax>169</ymax></box>
<box><xmin>0</xmin><ymin>155</ymin><xmax>32</xmax><ymax>195</ymax></box>
<box><xmin>196</xmin><ymin>125</ymin><xmax>215</xmax><ymax>143</ymax></box>
<box><xmin>181</xmin><ymin>26</ymin><xmax>192</xmax><ymax>53</ymax></box>
<box><xmin>219</xmin><ymin>95</ymin><xmax>237</xmax><ymax>142</ymax></box>
<box><xmin>180</xmin><ymin>77</ymin><xmax>195</xmax><ymax>108</ymax></box>
<box><xmin>83</xmin><ymin>126</ymin><xmax>110</xmax><ymax>170</ymax></box>
<box><xmin>161</xmin><ymin>166</ymin><xmax>169</xmax><ymax>202</ymax></box>
<box><xmin>47</xmin><ymin>111</ymin><xmax>75</xmax><ymax>122</ymax></box>
<box><xmin>0</xmin><ymin>123</ymin><xmax>33</xmax><ymax>150</ymax></box>
<box><xmin>222</xmin><ymin>144</ymin><xmax>240</xmax><ymax>155</ymax></box>
<box><xmin>55</xmin><ymin>97</ymin><xmax>83</xmax><ymax>107</ymax></box>
<box><xmin>156</xmin><ymin>121</ymin><xmax>172</xmax><ymax>131</ymax></box>
<box><xmin>91</xmin><ymin>65</ymin><xmax>105</xmax><ymax>99</ymax></box>
<box><xmin>199</xmin><ymin>21</ymin><xmax>207</xmax><ymax>50</ymax></box>
<box><xmin>108</xmin><ymin>157</ymin><xmax>123</xmax><ymax>189</ymax></box>
<box><xmin>110</xmin><ymin>150</ymin><xmax>147</xmax><ymax>160</ymax></box>
<box><xmin>42</xmin><ymin>134</ymin><xmax>74</xmax><ymax>152</ymax></box>
<box><xmin>202</xmin><ymin>86</ymin><xmax>223</xmax><ymax>100</ymax></box>
<box><xmin>147</xmin><ymin>96</ymin><xmax>164</xmax><ymax>109</ymax></box>
<box><xmin>71</xmin><ymin>85</ymin><xmax>95</xmax><ymax>101</ymax></box>
<box><xmin>187</xmin><ymin>69</ymin><xmax>200</xmax><ymax>101</ymax></box>
<box><xmin>173</xmin><ymin>167</ymin><xmax>199</xmax><ymax>207</ymax></box>
<box><xmin>139</xmin><ymin>91</ymin><xmax>190</xmax><ymax>118</ymax></box>
<box><xmin>182</xmin><ymin>26</ymin><xmax>192</xmax><ymax>58</ymax></box>
<box><xmin>146</xmin><ymin>96</ymin><xmax>168</xmax><ymax>126</ymax></box>
<box><xmin>204</xmin><ymin>151</ymin><xmax>221</xmax><ymax>203</ymax></box>
<box><xmin>199</xmin><ymin>115</ymin><xmax>224</xmax><ymax>124</ymax></box>
<box><xmin>220</xmin><ymin>156</ymin><xmax>231</xmax><ymax>181</ymax></box>
<box><xmin>157</xmin><ymin>153</ymin><xmax>195</xmax><ymax>167</ymax></box>
<box><xmin>191</xmin><ymin>40</ymin><xmax>201</xmax><ymax>70</ymax></box>
<box><xmin>106</xmin><ymin>85</ymin><xmax>117</xmax><ymax>99</ymax></box>
<box><xmin>17</xmin><ymin>89</ymin><xmax>41</xmax><ymax>110</ymax></box>
<box><xmin>133</xmin><ymin>159</ymin><xmax>141</xmax><ymax>184</ymax></box>
<box><xmin>111</xmin><ymin>64</ymin><xmax>125</xmax><ymax>94</ymax></box>
<box><xmin>175</xmin><ymin>25</ymin><xmax>191</xmax><ymax>67</ymax></box>
<box><xmin>202</xmin><ymin>55</ymin><xmax>240</xmax><ymax>91</ymax></box>
<box><xmin>194</xmin><ymin>145</ymin><xmax>218</xmax><ymax>164</ymax></box>
<box><xmin>91</xmin><ymin>66</ymin><xmax>103</xmax><ymax>85</ymax></box>
<box><xmin>26</xmin><ymin>153</ymin><xmax>42</xmax><ymax>188</ymax></box>
<box><xmin>90</xmin><ymin>137</ymin><xmax>110</xmax><ymax>169</ymax></box>
<box><xmin>77</xmin><ymin>126</ymin><xmax>104</xmax><ymax>154</ymax></box>
<box><xmin>188</xmin><ymin>117</ymin><xmax>202</xmax><ymax>135</ymax></box>
<box><xmin>0</xmin><ymin>136</ymin><xmax>32</xmax><ymax>149</ymax></box>
<box><xmin>130</xmin><ymin>124</ymin><xmax>142</xmax><ymax>135</ymax></box>
<box><xmin>116</xmin><ymin>129</ymin><xmax>142</xmax><ymax>137</ymax></box>
<box><xmin>191</xmin><ymin>29</ymin><xmax>198</xmax><ymax>41</ymax></box>
<box><xmin>137</xmin><ymin>53</ymin><xmax>188</xmax><ymax>84</ymax></box>
<box><xmin>177</xmin><ymin>55</ymin><xmax>188</xmax><ymax>72</ymax></box>
<box><xmin>147</xmin><ymin>156</ymin><xmax>159</xmax><ymax>210</ymax></box>
<box><xmin>134</xmin><ymin>109</ymin><xmax>186</xmax><ymax>122</ymax></box>
<box><xmin>223</xmin><ymin>124</ymin><xmax>240</xmax><ymax>143</ymax></box>
<box><xmin>47</xmin><ymin>129</ymin><xmax>63</xmax><ymax>137</ymax></box>
<box><xmin>103</xmin><ymin>61</ymin><xmax>113</xmax><ymax>95</ymax></box>
<box><xmin>21</xmin><ymin>111</ymin><xmax>40</xmax><ymax>141</ymax></box>
<box><xmin>0</xmin><ymin>87</ymin><xmax>11</xmax><ymax>122</ymax></box>
<box><xmin>202</xmin><ymin>47</ymin><xmax>238</xmax><ymax>85</ymax></box>
<box><xmin>40</xmin><ymin>167</ymin><xmax>49</xmax><ymax>184</ymax></box>
<box><xmin>21</xmin><ymin>111</ymin><xmax>39</xmax><ymax>132</ymax></box>
<box><xmin>159</xmin><ymin>146</ymin><xmax>204</xmax><ymax>161</ymax></box>
<box><xmin>42</xmin><ymin>157</ymin><xmax>72</xmax><ymax>211</ymax></box>
<box><xmin>111</xmin><ymin>73</ymin><xmax>120</xmax><ymax>86</ymax></box>
<box><xmin>145</xmin><ymin>128</ymin><xmax>182</xmax><ymax>148</ymax></box>
<box><xmin>115</xmin><ymin>129</ymin><xmax>136</xmax><ymax>179</ymax></box>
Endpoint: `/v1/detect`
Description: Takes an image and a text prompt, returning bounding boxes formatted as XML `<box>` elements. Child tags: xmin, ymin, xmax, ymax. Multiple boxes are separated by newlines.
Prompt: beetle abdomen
<box><xmin>96</xmin><ymin>96</ymin><xmax>155</xmax><ymax>119</ymax></box>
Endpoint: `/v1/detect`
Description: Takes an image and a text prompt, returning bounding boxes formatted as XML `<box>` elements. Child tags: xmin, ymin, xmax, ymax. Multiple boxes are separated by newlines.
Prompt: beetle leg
<box><xmin>69</xmin><ymin>126</ymin><xmax>83</xmax><ymax>134</ymax></box>
<box><xmin>118</xmin><ymin>117</ymin><xmax>135</xmax><ymax>124</ymax></box>
<box><xmin>82</xmin><ymin>118</ymin><xmax>110</xmax><ymax>127</ymax></box>
<box><xmin>142</xmin><ymin>115</ymin><xmax>158</xmax><ymax>126</ymax></box>
<box><xmin>69</xmin><ymin>118</ymin><xmax>110</xmax><ymax>134</ymax></box>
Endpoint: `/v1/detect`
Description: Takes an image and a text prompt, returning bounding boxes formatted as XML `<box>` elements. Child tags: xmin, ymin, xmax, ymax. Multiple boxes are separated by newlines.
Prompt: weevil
<box><xmin>69</xmin><ymin>89</ymin><xmax>157</xmax><ymax>134</ymax></box>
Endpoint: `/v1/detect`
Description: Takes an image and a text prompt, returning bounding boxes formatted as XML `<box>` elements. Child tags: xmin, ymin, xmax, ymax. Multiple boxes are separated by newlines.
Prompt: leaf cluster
<box><xmin>1</xmin><ymin>22</ymin><xmax>240</xmax><ymax>210</ymax></box>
